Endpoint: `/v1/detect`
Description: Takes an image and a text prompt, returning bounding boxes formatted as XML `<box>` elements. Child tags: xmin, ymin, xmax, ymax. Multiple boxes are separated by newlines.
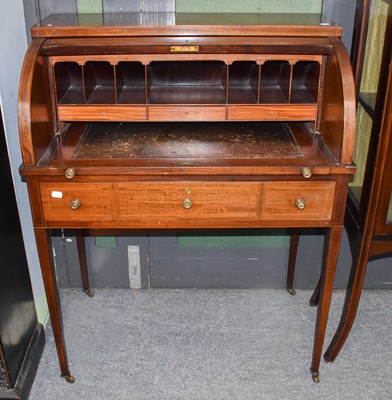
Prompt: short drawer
<box><xmin>39</xmin><ymin>181</ymin><xmax>262</xmax><ymax>226</ymax></box>
<box><xmin>57</xmin><ymin>105</ymin><xmax>147</xmax><ymax>121</ymax></box>
<box><xmin>148</xmin><ymin>106</ymin><xmax>227</xmax><ymax>121</ymax></box>
<box><xmin>40</xmin><ymin>183</ymin><xmax>113</xmax><ymax>222</ymax></box>
<box><xmin>261</xmin><ymin>181</ymin><xmax>336</xmax><ymax>221</ymax></box>
<box><xmin>227</xmin><ymin>105</ymin><xmax>317</xmax><ymax>121</ymax></box>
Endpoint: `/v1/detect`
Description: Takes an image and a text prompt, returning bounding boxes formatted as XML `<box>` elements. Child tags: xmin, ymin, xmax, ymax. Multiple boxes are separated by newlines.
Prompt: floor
<box><xmin>29</xmin><ymin>288</ymin><xmax>392</xmax><ymax>400</ymax></box>
<box><xmin>0</xmin><ymin>363</ymin><xmax>7</xmax><ymax>389</ymax></box>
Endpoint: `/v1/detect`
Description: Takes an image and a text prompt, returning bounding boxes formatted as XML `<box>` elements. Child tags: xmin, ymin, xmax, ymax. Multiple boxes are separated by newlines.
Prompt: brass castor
<box><xmin>309</xmin><ymin>296</ymin><xmax>319</xmax><ymax>307</ymax></box>
<box><xmin>286</xmin><ymin>288</ymin><xmax>296</xmax><ymax>296</ymax></box>
<box><xmin>309</xmin><ymin>288</ymin><xmax>320</xmax><ymax>307</ymax></box>
<box><xmin>84</xmin><ymin>289</ymin><xmax>95</xmax><ymax>297</ymax></box>
<box><xmin>310</xmin><ymin>369</ymin><xmax>320</xmax><ymax>383</ymax></box>
<box><xmin>63</xmin><ymin>374</ymin><xmax>76</xmax><ymax>384</ymax></box>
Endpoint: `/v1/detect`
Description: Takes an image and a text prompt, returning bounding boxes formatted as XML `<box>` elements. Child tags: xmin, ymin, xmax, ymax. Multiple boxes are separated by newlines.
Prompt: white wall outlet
<box><xmin>128</xmin><ymin>245</ymin><xmax>141</xmax><ymax>289</ymax></box>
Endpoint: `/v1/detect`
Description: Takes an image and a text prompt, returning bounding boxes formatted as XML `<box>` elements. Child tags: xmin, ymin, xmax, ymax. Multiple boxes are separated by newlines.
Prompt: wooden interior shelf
<box><xmin>116</xmin><ymin>62</ymin><xmax>146</xmax><ymax>104</ymax></box>
<box><xmin>54</xmin><ymin>62</ymin><xmax>84</xmax><ymax>104</ymax></box>
<box><xmin>148</xmin><ymin>61</ymin><xmax>227</xmax><ymax>105</ymax></box>
<box><xmin>53</xmin><ymin>57</ymin><xmax>321</xmax><ymax>113</ymax></box>
<box><xmin>228</xmin><ymin>61</ymin><xmax>259</xmax><ymax>104</ymax></box>
<box><xmin>291</xmin><ymin>61</ymin><xmax>320</xmax><ymax>103</ymax></box>
<box><xmin>260</xmin><ymin>61</ymin><xmax>290</xmax><ymax>103</ymax></box>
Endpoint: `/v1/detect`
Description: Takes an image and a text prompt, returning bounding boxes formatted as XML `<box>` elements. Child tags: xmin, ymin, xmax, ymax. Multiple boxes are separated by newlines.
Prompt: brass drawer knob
<box><xmin>182</xmin><ymin>197</ymin><xmax>193</xmax><ymax>210</ymax></box>
<box><xmin>70</xmin><ymin>198</ymin><xmax>81</xmax><ymax>210</ymax></box>
<box><xmin>65</xmin><ymin>168</ymin><xmax>76</xmax><ymax>180</ymax></box>
<box><xmin>295</xmin><ymin>198</ymin><xmax>306</xmax><ymax>210</ymax></box>
<box><xmin>301</xmin><ymin>167</ymin><xmax>312</xmax><ymax>179</ymax></box>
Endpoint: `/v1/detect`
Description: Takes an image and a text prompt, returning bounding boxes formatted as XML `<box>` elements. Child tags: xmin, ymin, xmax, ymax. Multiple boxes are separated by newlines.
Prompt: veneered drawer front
<box><xmin>148</xmin><ymin>106</ymin><xmax>226</xmax><ymax>121</ymax></box>
<box><xmin>227</xmin><ymin>105</ymin><xmax>317</xmax><ymax>121</ymax></box>
<box><xmin>57</xmin><ymin>105</ymin><xmax>147</xmax><ymax>121</ymax></box>
<box><xmin>115</xmin><ymin>182</ymin><xmax>261</xmax><ymax>222</ymax></box>
<box><xmin>40</xmin><ymin>183</ymin><xmax>113</xmax><ymax>222</ymax></box>
<box><xmin>261</xmin><ymin>181</ymin><xmax>336</xmax><ymax>221</ymax></box>
<box><xmin>39</xmin><ymin>181</ymin><xmax>335</xmax><ymax>227</ymax></box>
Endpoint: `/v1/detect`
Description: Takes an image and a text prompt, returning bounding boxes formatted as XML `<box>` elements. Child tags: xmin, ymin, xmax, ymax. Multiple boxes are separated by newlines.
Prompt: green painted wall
<box><xmin>75</xmin><ymin>0</ymin><xmax>323</xmax><ymax>14</ymax></box>
<box><xmin>77</xmin><ymin>0</ymin><xmax>103</xmax><ymax>14</ymax></box>
<box><xmin>176</xmin><ymin>0</ymin><xmax>322</xmax><ymax>14</ymax></box>
<box><xmin>95</xmin><ymin>236</ymin><xmax>117</xmax><ymax>248</ymax></box>
<box><xmin>178</xmin><ymin>229</ymin><xmax>290</xmax><ymax>248</ymax></box>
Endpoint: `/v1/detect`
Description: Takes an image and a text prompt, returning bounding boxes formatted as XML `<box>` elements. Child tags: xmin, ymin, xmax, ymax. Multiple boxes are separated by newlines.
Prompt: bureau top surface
<box><xmin>32</xmin><ymin>12</ymin><xmax>342</xmax><ymax>38</ymax></box>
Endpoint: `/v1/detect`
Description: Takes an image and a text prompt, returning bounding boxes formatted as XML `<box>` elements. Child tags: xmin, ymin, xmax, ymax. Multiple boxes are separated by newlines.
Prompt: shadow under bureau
<box><xmin>18</xmin><ymin>13</ymin><xmax>356</xmax><ymax>383</ymax></box>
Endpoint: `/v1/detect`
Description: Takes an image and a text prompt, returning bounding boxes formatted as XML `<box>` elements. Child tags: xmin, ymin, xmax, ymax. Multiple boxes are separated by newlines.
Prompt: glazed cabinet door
<box><xmin>348</xmin><ymin>0</ymin><xmax>391</xmax><ymax>222</ymax></box>
<box><xmin>374</xmin><ymin>52</ymin><xmax>392</xmax><ymax>234</ymax></box>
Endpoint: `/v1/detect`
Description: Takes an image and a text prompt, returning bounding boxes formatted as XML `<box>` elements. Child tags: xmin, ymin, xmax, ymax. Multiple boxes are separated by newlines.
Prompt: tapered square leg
<box><xmin>286</xmin><ymin>228</ymin><xmax>300</xmax><ymax>295</ymax></box>
<box><xmin>34</xmin><ymin>228</ymin><xmax>75</xmax><ymax>383</ymax></box>
<box><xmin>310</xmin><ymin>226</ymin><xmax>342</xmax><ymax>382</ymax></box>
<box><xmin>76</xmin><ymin>231</ymin><xmax>94</xmax><ymax>297</ymax></box>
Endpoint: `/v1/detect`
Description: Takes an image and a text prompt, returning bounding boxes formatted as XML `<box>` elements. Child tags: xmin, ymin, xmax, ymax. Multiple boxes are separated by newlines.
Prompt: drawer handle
<box><xmin>70</xmin><ymin>198</ymin><xmax>81</xmax><ymax>210</ymax></box>
<box><xmin>65</xmin><ymin>168</ymin><xmax>76</xmax><ymax>180</ymax></box>
<box><xmin>301</xmin><ymin>167</ymin><xmax>312</xmax><ymax>179</ymax></box>
<box><xmin>182</xmin><ymin>197</ymin><xmax>193</xmax><ymax>210</ymax></box>
<box><xmin>295</xmin><ymin>198</ymin><xmax>306</xmax><ymax>210</ymax></box>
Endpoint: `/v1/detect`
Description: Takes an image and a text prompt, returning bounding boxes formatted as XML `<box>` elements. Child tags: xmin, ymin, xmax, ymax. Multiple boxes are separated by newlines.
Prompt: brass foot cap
<box><xmin>63</xmin><ymin>374</ymin><xmax>76</xmax><ymax>384</ymax></box>
<box><xmin>310</xmin><ymin>369</ymin><xmax>320</xmax><ymax>383</ymax></box>
<box><xmin>309</xmin><ymin>298</ymin><xmax>319</xmax><ymax>307</ymax></box>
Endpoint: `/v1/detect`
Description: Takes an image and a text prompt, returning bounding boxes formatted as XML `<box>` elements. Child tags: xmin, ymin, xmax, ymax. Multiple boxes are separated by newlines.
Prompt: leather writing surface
<box><xmin>72</xmin><ymin>122</ymin><xmax>303</xmax><ymax>160</ymax></box>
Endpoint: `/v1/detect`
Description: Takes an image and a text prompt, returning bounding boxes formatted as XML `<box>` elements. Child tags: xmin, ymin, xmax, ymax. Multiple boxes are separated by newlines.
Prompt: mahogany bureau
<box><xmin>18</xmin><ymin>13</ymin><xmax>356</xmax><ymax>383</ymax></box>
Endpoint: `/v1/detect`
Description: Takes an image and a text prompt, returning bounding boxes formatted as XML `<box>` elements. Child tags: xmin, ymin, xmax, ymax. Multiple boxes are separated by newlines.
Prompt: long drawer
<box><xmin>39</xmin><ymin>181</ymin><xmax>336</xmax><ymax>227</ymax></box>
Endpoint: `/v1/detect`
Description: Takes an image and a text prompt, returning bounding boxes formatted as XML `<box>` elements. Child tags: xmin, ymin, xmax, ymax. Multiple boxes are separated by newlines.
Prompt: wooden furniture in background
<box><xmin>18</xmin><ymin>13</ymin><xmax>356</xmax><ymax>383</ymax></box>
<box><xmin>287</xmin><ymin>0</ymin><xmax>392</xmax><ymax>364</ymax></box>
<box><xmin>325</xmin><ymin>0</ymin><xmax>392</xmax><ymax>363</ymax></box>
<box><xmin>0</xmin><ymin>111</ymin><xmax>44</xmax><ymax>400</ymax></box>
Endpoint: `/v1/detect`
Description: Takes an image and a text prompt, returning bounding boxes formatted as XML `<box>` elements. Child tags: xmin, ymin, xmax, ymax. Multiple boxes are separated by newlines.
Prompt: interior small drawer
<box><xmin>227</xmin><ymin>105</ymin><xmax>317</xmax><ymax>121</ymax></box>
<box><xmin>261</xmin><ymin>181</ymin><xmax>336</xmax><ymax>221</ymax></box>
<box><xmin>57</xmin><ymin>105</ymin><xmax>147</xmax><ymax>122</ymax></box>
<box><xmin>148</xmin><ymin>106</ymin><xmax>227</xmax><ymax>121</ymax></box>
<box><xmin>40</xmin><ymin>183</ymin><xmax>113</xmax><ymax>222</ymax></box>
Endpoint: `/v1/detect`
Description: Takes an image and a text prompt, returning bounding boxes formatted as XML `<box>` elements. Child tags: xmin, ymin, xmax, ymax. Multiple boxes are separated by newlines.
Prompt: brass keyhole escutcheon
<box><xmin>70</xmin><ymin>198</ymin><xmax>81</xmax><ymax>210</ymax></box>
<box><xmin>183</xmin><ymin>197</ymin><xmax>193</xmax><ymax>210</ymax></box>
<box><xmin>295</xmin><ymin>198</ymin><xmax>306</xmax><ymax>210</ymax></box>
<box><xmin>301</xmin><ymin>167</ymin><xmax>312</xmax><ymax>179</ymax></box>
<box><xmin>65</xmin><ymin>168</ymin><xmax>76</xmax><ymax>180</ymax></box>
